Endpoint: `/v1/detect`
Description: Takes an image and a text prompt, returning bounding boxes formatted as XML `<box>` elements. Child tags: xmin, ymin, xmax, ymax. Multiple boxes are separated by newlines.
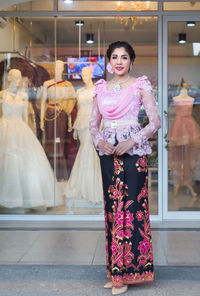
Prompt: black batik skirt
<box><xmin>99</xmin><ymin>153</ymin><xmax>154</xmax><ymax>287</ymax></box>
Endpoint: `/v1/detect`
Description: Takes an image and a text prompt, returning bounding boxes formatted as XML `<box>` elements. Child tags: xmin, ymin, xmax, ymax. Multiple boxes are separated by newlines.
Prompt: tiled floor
<box><xmin>0</xmin><ymin>229</ymin><xmax>200</xmax><ymax>266</ymax></box>
<box><xmin>0</xmin><ymin>226</ymin><xmax>200</xmax><ymax>296</ymax></box>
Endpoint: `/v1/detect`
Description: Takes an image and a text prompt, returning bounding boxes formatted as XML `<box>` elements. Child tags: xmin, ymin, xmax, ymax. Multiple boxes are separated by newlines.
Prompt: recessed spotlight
<box><xmin>75</xmin><ymin>21</ymin><xmax>84</xmax><ymax>27</ymax></box>
<box><xmin>179</xmin><ymin>33</ymin><xmax>186</xmax><ymax>44</ymax></box>
<box><xmin>63</xmin><ymin>0</ymin><xmax>73</xmax><ymax>4</ymax></box>
<box><xmin>187</xmin><ymin>21</ymin><xmax>196</xmax><ymax>27</ymax></box>
<box><xmin>86</xmin><ymin>33</ymin><xmax>94</xmax><ymax>44</ymax></box>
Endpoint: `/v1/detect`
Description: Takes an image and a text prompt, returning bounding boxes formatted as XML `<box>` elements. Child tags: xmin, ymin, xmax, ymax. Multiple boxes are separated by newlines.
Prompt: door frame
<box><xmin>162</xmin><ymin>14</ymin><xmax>200</xmax><ymax>220</ymax></box>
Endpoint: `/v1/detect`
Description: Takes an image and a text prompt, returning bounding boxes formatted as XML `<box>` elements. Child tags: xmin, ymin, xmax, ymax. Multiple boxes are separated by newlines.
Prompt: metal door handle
<box><xmin>164</xmin><ymin>110</ymin><xmax>169</xmax><ymax>149</ymax></box>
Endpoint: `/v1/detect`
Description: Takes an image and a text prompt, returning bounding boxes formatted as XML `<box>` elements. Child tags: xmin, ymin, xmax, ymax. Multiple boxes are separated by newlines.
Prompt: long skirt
<box><xmin>99</xmin><ymin>153</ymin><xmax>154</xmax><ymax>287</ymax></box>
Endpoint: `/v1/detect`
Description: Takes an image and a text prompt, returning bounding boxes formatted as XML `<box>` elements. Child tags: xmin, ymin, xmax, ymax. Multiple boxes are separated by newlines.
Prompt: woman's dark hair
<box><xmin>106</xmin><ymin>41</ymin><xmax>136</xmax><ymax>62</ymax></box>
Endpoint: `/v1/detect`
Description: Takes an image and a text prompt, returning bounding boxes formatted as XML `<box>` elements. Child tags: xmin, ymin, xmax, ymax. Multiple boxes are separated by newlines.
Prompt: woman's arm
<box><xmin>115</xmin><ymin>77</ymin><xmax>161</xmax><ymax>155</ymax></box>
<box><xmin>89</xmin><ymin>95</ymin><xmax>115</xmax><ymax>155</ymax></box>
<box><xmin>132</xmin><ymin>80</ymin><xmax>161</xmax><ymax>147</ymax></box>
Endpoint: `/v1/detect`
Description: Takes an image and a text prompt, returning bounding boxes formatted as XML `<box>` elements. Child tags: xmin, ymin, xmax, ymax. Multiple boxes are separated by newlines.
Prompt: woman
<box><xmin>89</xmin><ymin>41</ymin><xmax>161</xmax><ymax>295</ymax></box>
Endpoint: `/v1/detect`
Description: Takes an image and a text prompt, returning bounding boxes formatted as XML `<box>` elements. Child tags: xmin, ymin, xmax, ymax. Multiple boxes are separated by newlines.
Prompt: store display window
<box><xmin>0</xmin><ymin>15</ymin><xmax>159</xmax><ymax>215</ymax></box>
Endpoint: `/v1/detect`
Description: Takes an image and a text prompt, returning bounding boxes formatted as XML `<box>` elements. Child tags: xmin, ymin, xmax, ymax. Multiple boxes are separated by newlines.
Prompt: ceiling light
<box><xmin>75</xmin><ymin>21</ymin><xmax>84</xmax><ymax>27</ymax></box>
<box><xmin>187</xmin><ymin>21</ymin><xmax>196</xmax><ymax>27</ymax></box>
<box><xmin>86</xmin><ymin>33</ymin><xmax>94</xmax><ymax>44</ymax></box>
<box><xmin>179</xmin><ymin>33</ymin><xmax>186</xmax><ymax>44</ymax></box>
<box><xmin>63</xmin><ymin>0</ymin><xmax>73</xmax><ymax>4</ymax></box>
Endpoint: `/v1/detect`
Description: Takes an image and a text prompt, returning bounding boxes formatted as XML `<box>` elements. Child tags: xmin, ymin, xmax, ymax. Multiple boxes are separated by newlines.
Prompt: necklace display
<box><xmin>112</xmin><ymin>75</ymin><xmax>130</xmax><ymax>91</ymax></box>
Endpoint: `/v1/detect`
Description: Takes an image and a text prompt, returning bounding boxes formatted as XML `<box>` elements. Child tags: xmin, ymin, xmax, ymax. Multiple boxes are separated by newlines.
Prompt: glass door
<box><xmin>163</xmin><ymin>16</ymin><xmax>200</xmax><ymax>220</ymax></box>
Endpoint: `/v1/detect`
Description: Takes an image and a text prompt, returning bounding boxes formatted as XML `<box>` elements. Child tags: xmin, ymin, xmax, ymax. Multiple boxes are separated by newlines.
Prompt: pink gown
<box><xmin>168</xmin><ymin>99</ymin><xmax>200</xmax><ymax>185</ymax></box>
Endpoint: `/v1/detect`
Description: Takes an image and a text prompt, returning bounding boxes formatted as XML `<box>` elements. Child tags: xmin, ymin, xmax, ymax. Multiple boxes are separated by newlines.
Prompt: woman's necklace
<box><xmin>112</xmin><ymin>75</ymin><xmax>130</xmax><ymax>91</ymax></box>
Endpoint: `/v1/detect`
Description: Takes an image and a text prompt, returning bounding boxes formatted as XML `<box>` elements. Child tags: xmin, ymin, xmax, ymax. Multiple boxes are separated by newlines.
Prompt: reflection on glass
<box><xmin>58</xmin><ymin>1</ymin><xmax>158</xmax><ymax>11</ymax></box>
<box><xmin>168</xmin><ymin>21</ymin><xmax>200</xmax><ymax>211</ymax></box>
<box><xmin>0</xmin><ymin>16</ymin><xmax>158</xmax><ymax>215</ymax></box>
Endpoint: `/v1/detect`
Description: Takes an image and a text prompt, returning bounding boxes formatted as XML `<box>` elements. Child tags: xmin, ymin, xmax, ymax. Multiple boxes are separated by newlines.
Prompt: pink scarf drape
<box><xmin>97</xmin><ymin>82</ymin><xmax>137</xmax><ymax>120</ymax></box>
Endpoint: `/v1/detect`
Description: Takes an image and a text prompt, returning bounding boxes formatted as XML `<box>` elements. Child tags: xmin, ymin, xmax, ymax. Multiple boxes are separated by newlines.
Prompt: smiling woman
<box><xmin>89</xmin><ymin>41</ymin><xmax>161</xmax><ymax>294</ymax></box>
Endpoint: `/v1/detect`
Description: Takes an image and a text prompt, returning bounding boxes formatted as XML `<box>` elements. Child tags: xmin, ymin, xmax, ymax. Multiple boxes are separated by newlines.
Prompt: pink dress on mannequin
<box><xmin>168</xmin><ymin>97</ymin><xmax>200</xmax><ymax>186</ymax></box>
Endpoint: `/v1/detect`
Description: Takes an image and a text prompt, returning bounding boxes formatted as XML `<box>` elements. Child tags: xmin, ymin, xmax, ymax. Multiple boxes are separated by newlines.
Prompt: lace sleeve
<box><xmin>132</xmin><ymin>76</ymin><xmax>161</xmax><ymax>147</ymax></box>
<box><xmin>89</xmin><ymin>94</ymin><xmax>104</xmax><ymax>150</ymax></box>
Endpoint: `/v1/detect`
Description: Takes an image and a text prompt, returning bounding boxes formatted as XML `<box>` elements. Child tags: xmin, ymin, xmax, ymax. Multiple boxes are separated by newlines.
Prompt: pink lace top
<box><xmin>89</xmin><ymin>75</ymin><xmax>161</xmax><ymax>156</ymax></box>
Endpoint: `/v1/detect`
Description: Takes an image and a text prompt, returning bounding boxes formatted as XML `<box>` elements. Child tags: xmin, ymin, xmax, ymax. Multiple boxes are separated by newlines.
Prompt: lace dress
<box><xmin>89</xmin><ymin>75</ymin><xmax>161</xmax><ymax>154</ymax></box>
<box><xmin>0</xmin><ymin>90</ymin><xmax>62</xmax><ymax>209</ymax></box>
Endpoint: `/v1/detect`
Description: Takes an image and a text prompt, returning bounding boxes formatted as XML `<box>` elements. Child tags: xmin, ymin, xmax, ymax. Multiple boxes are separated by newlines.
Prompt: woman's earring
<box><xmin>129</xmin><ymin>63</ymin><xmax>133</xmax><ymax>72</ymax></box>
<box><xmin>106</xmin><ymin>62</ymin><xmax>114</xmax><ymax>74</ymax></box>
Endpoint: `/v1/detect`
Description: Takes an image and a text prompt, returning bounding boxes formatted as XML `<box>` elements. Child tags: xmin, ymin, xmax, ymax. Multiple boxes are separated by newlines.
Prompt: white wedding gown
<box><xmin>65</xmin><ymin>86</ymin><xmax>103</xmax><ymax>204</ymax></box>
<box><xmin>0</xmin><ymin>91</ymin><xmax>63</xmax><ymax>209</ymax></box>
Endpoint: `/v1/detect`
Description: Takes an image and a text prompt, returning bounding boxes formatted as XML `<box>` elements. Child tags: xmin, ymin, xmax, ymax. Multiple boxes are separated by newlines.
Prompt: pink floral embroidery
<box><xmin>136</xmin><ymin>210</ymin><xmax>144</xmax><ymax>221</ymax></box>
<box><xmin>138</xmin><ymin>240</ymin><xmax>151</xmax><ymax>254</ymax></box>
<box><xmin>137</xmin><ymin>196</ymin><xmax>153</xmax><ymax>269</ymax></box>
<box><xmin>124</xmin><ymin>241</ymin><xmax>135</xmax><ymax>266</ymax></box>
<box><xmin>125</xmin><ymin>211</ymin><xmax>134</xmax><ymax>225</ymax></box>
<box><xmin>137</xmin><ymin>176</ymin><xmax>148</xmax><ymax>203</ymax></box>
<box><xmin>114</xmin><ymin>156</ymin><xmax>124</xmax><ymax>175</ymax></box>
<box><xmin>106</xmin><ymin>156</ymin><xmax>153</xmax><ymax>288</ymax></box>
<box><xmin>122</xmin><ymin>270</ymin><xmax>154</xmax><ymax>284</ymax></box>
<box><xmin>124</xmin><ymin>228</ymin><xmax>132</xmax><ymax>238</ymax></box>
<box><xmin>136</xmin><ymin>156</ymin><xmax>148</xmax><ymax>173</ymax></box>
<box><xmin>112</xmin><ymin>275</ymin><xmax>123</xmax><ymax>287</ymax></box>
<box><xmin>108</xmin><ymin>178</ymin><xmax>124</xmax><ymax>200</ymax></box>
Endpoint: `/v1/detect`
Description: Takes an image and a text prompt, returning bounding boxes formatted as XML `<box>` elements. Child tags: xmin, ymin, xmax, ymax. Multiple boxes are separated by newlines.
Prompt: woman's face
<box><xmin>109</xmin><ymin>47</ymin><xmax>131</xmax><ymax>76</ymax></box>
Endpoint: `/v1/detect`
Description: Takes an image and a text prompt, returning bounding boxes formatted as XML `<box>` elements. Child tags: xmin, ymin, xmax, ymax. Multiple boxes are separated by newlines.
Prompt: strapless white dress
<box><xmin>0</xmin><ymin>92</ymin><xmax>62</xmax><ymax>209</ymax></box>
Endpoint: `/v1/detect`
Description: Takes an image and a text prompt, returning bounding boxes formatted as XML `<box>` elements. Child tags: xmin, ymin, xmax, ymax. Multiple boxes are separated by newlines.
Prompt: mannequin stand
<box><xmin>174</xmin><ymin>164</ymin><xmax>197</xmax><ymax>198</ymax></box>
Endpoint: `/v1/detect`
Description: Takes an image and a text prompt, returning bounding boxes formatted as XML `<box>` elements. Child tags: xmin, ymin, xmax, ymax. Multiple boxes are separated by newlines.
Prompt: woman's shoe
<box><xmin>104</xmin><ymin>281</ymin><xmax>112</xmax><ymax>288</ymax></box>
<box><xmin>112</xmin><ymin>285</ymin><xmax>128</xmax><ymax>295</ymax></box>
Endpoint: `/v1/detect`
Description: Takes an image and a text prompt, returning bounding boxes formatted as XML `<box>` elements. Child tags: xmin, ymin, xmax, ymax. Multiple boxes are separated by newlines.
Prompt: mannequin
<box><xmin>65</xmin><ymin>67</ymin><xmax>103</xmax><ymax>211</ymax></box>
<box><xmin>168</xmin><ymin>83</ymin><xmax>200</xmax><ymax>197</ymax></box>
<box><xmin>0</xmin><ymin>69</ymin><xmax>63</xmax><ymax>210</ymax></box>
<box><xmin>40</xmin><ymin>60</ymin><xmax>77</xmax><ymax>181</ymax></box>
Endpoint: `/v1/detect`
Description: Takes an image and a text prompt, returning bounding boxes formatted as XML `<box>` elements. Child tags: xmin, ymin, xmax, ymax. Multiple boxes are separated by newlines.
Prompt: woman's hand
<box><xmin>114</xmin><ymin>139</ymin><xmax>135</xmax><ymax>156</ymax></box>
<box><xmin>98</xmin><ymin>140</ymin><xmax>115</xmax><ymax>155</ymax></box>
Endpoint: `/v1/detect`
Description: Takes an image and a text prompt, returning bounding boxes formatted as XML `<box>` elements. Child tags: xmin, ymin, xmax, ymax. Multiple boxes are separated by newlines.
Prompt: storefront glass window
<box><xmin>167</xmin><ymin>21</ymin><xmax>200</xmax><ymax>211</ymax></box>
<box><xmin>0</xmin><ymin>15</ymin><xmax>159</xmax><ymax>215</ymax></box>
